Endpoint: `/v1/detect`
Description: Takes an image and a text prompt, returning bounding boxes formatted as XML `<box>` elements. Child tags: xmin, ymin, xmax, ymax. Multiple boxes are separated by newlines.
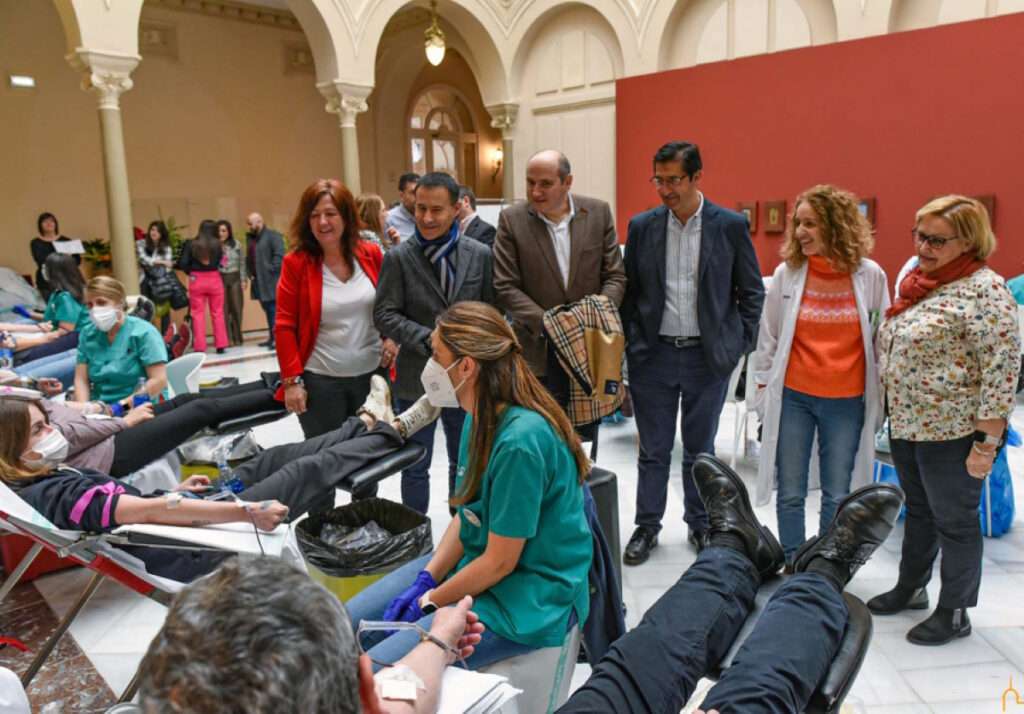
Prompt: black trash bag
<box><xmin>297</xmin><ymin>498</ymin><xmax>431</xmax><ymax>577</ymax></box>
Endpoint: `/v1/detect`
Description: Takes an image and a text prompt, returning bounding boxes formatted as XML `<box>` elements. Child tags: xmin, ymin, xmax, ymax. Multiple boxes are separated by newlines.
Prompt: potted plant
<box><xmin>82</xmin><ymin>238</ymin><xmax>113</xmax><ymax>278</ymax></box>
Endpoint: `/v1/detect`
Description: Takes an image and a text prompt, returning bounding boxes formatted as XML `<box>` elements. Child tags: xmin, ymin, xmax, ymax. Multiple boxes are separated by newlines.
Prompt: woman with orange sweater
<box><xmin>751</xmin><ymin>185</ymin><xmax>889</xmax><ymax>563</ymax></box>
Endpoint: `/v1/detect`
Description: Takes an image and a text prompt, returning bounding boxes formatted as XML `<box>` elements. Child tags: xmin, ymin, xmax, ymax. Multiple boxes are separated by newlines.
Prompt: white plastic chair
<box><xmin>479</xmin><ymin>625</ymin><xmax>581</xmax><ymax>713</ymax></box>
<box><xmin>166</xmin><ymin>353</ymin><xmax>205</xmax><ymax>398</ymax></box>
<box><xmin>724</xmin><ymin>355</ymin><xmax>756</xmax><ymax>468</ymax></box>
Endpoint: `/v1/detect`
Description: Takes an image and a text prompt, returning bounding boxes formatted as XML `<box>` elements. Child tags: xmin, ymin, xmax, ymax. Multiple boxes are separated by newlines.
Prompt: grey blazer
<box><xmin>373</xmin><ymin>235</ymin><xmax>496</xmax><ymax>400</ymax></box>
<box><xmin>248</xmin><ymin>228</ymin><xmax>286</xmax><ymax>302</ymax></box>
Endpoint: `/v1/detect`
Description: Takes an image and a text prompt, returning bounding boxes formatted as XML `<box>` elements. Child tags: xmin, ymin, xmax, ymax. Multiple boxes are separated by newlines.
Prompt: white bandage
<box><xmin>165</xmin><ymin>492</ymin><xmax>184</xmax><ymax>509</ymax></box>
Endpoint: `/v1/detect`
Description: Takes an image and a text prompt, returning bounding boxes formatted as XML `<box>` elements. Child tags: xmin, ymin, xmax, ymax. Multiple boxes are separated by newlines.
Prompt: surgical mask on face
<box><xmin>420</xmin><ymin>357</ymin><xmax>464</xmax><ymax>408</ymax></box>
<box><xmin>90</xmin><ymin>306</ymin><xmax>121</xmax><ymax>332</ymax></box>
<box><xmin>23</xmin><ymin>427</ymin><xmax>69</xmax><ymax>469</ymax></box>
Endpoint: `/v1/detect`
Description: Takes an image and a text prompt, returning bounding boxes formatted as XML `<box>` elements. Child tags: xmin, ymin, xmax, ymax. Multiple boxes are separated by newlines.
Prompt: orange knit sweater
<box><xmin>784</xmin><ymin>256</ymin><xmax>865</xmax><ymax>398</ymax></box>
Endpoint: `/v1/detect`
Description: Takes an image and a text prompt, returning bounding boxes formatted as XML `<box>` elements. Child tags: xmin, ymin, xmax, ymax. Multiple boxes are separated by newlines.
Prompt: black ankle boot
<box><xmin>907</xmin><ymin>607</ymin><xmax>971</xmax><ymax>646</ymax></box>
<box><xmin>867</xmin><ymin>585</ymin><xmax>929</xmax><ymax>615</ymax></box>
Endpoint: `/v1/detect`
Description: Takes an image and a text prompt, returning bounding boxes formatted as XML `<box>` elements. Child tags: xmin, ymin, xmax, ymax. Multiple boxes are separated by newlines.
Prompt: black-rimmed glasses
<box><xmin>911</xmin><ymin>228</ymin><xmax>960</xmax><ymax>249</ymax></box>
<box><xmin>649</xmin><ymin>176</ymin><xmax>688</xmax><ymax>188</ymax></box>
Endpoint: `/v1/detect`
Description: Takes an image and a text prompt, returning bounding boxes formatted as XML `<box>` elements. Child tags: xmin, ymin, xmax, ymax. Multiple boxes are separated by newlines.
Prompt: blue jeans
<box><xmin>559</xmin><ymin>547</ymin><xmax>847</xmax><ymax>713</ymax></box>
<box><xmin>775</xmin><ymin>387</ymin><xmax>865</xmax><ymax>560</ymax></box>
<box><xmin>396</xmin><ymin>400</ymin><xmax>465</xmax><ymax>514</ymax></box>
<box><xmin>346</xmin><ymin>553</ymin><xmax>536</xmax><ymax>671</ymax></box>
<box><xmin>15</xmin><ymin>349</ymin><xmax>77</xmax><ymax>388</ymax></box>
<box><xmin>629</xmin><ymin>342</ymin><xmax>730</xmax><ymax>533</ymax></box>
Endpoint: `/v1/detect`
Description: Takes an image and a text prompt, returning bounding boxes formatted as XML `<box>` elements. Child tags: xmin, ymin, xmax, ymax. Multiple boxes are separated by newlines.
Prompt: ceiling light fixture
<box><xmin>424</xmin><ymin>0</ymin><xmax>446</xmax><ymax>66</ymax></box>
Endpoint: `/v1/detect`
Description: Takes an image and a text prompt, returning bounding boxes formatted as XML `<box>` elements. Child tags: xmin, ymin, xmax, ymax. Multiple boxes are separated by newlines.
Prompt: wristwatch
<box><xmin>282</xmin><ymin>375</ymin><xmax>304</xmax><ymax>388</ymax></box>
<box><xmin>973</xmin><ymin>430</ymin><xmax>1002</xmax><ymax>448</ymax></box>
<box><xmin>419</xmin><ymin>591</ymin><xmax>438</xmax><ymax>615</ymax></box>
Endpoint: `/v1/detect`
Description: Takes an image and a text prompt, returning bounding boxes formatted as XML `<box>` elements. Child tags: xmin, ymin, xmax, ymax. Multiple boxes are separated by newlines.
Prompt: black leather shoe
<box><xmin>258</xmin><ymin>339</ymin><xmax>273</xmax><ymax>348</ymax></box>
<box><xmin>792</xmin><ymin>483</ymin><xmax>905</xmax><ymax>587</ymax></box>
<box><xmin>907</xmin><ymin>607</ymin><xmax>971</xmax><ymax>646</ymax></box>
<box><xmin>867</xmin><ymin>585</ymin><xmax>930</xmax><ymax>615</ymax></box>
<box><xmin>687</xmin><ymin>528</ymin><xmax>709</xmax><ymax>552</ymax></box>
<box><xmin>692</xmin><ymin>454</ymin><xmax>784</xmax><ymax>578</ymax></box>
<box><xmin>624</xmin><ymin>527</ymin><xmax>658</xmax><ymax>566</ymax></box>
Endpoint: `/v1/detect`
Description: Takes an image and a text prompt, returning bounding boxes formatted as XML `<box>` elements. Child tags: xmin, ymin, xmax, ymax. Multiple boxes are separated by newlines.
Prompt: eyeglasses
<box><xmin>911</xmin><ymin>228</ymin><xmax>960</xmax><ymax>249</ymax></box>
<box><xmin>356</xmin><ymin>620</ymin><xmax>467</xmax><ymax>670</ymax></box>
<box><xmin>649</xmin><ymin>176</ymin><xmax>688</xmax><ymax>188</ymax></box>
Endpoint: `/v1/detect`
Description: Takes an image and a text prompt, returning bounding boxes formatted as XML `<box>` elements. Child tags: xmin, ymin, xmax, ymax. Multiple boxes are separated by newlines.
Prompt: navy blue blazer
<box><xmin>620</xmin><ymin>199</ymin><xmax>764</xmax><ymax>377</ymax></box>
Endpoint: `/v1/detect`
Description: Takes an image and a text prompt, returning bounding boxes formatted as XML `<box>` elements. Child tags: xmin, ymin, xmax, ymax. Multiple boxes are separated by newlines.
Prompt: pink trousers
<box><xmin>188</xmin><ymin>271</ymin><xmax>228</xmax><ymax>351</ymax></box>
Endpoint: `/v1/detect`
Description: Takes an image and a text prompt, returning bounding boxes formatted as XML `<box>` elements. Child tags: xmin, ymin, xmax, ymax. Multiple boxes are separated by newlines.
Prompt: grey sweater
<box><xmin>41</xmin><ymin>401</ymin><xmax>128</xmax><ymax>474</ymax></box>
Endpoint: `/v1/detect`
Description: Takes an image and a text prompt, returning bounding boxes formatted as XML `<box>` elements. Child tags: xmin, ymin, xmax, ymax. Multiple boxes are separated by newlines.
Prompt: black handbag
<box><xmin>144</xmin><ymin>266</ymin><xmax>176</xmax><ymax>302</ymax></box>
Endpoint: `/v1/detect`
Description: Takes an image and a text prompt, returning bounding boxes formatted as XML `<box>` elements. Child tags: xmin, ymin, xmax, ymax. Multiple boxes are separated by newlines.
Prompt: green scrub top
<box><xmin>42</xmin><ymin>290</ymin><xmax>88</xmax><ymax>331</ymax></box>
<box><xmin>76</xmin><ymin>315</ymin><xmax>168</xmax><ymax>403</ymax></box>
<box><xmin>453</xmin><ymin>406</ymin><xmax>591</xmax><ymax>648</ymax></box>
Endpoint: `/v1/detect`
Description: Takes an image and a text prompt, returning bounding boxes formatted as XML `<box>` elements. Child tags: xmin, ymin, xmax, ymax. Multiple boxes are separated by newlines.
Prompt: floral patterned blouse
<box><xmin>878</xmin><ymin>267</ymin><xmax>1020</xmax><ymax>441</ymax></box>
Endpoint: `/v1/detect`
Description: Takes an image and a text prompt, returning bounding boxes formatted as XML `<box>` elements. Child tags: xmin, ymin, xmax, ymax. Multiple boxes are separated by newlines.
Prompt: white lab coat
<box><xmin>750</xmin><ymin>258</ymin><xmax>890</xmax><ymax>506</ymax></box>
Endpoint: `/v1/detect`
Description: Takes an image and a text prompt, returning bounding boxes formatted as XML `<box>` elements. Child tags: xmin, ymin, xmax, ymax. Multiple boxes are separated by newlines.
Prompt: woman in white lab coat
<box><xmin>751</xmin><ymin>185</ymin><xmax>889</xmax><ymax>564</ymax></box>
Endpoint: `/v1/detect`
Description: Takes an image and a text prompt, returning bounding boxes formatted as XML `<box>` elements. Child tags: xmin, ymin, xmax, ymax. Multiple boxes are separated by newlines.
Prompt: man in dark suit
<box><xmin>493</xmin><ymin>150</ymin><xmax>626</xmax><ymax>435</ymax></box>
<box><xmin>245</xmin><ymin>212</ymin><xmax>286</xmax><ymax>349</ymax></box>
<box><xmin>457</xmin><ymin>186</ymin><xmax>496</xmax><ymax>247</ymax></box>
<box><xmin>621</xmin><ymin>141</ymin><xmax>764</xmax><ymax>565</ymax></box>
<box><xmin>373</xmin><ymin>172</ymin><xmax>496</xmax><ymax>514</ymax></box>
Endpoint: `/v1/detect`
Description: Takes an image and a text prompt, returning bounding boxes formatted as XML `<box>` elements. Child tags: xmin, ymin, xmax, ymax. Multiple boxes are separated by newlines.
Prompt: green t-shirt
<box><xmin>453</xmin><ymin>406</ymin><xmax>591</xmax><ymax>648</ymax></box>
<box><xmin>76</xmin><ymin>315</ymin><xmax>168</xmax><ymax>403</ymax></box>
<box><xmin>42</xmin><ymin>290</ymin><xmax>88</xmax><ymax>331</ymax></box>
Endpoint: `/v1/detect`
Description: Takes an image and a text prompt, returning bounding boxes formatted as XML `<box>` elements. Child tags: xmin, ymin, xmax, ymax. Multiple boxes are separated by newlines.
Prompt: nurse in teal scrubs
<box><xmin>347</xmin><ymin>301</ymin><xmax>593</xmax><ymax>670</ymax></box>
<box><xmin>73</xmin><ymin>276</ymin><xmax>169</xmax><ymax>404</ymax></box>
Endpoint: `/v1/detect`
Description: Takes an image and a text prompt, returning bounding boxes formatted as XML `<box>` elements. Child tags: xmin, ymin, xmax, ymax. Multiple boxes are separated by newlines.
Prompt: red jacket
<box><xmin>273</xmin><ymin>240</ymin><xmax>383</xmax><ymax>401</ymax></box>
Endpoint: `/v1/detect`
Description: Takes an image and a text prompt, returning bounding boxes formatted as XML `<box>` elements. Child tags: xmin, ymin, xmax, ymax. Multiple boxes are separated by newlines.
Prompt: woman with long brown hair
<box><xmin>347</xmin><ymin>301</ymin><xmax>593</xmax><ymax>671</ymax></box>
<box><xmin>177</xmin><ymin>219</ymin><xmax>229</xmax><ymax>354</ymax></box>
<box><xmin>274</xmin><ymin>179</ymin><xmax>398</xmax><ymax>438</ymax></box>
<box><xmin>356</xmin><ymin>192</ymin><xmax>394</xmax><ymax>251</ymax></box>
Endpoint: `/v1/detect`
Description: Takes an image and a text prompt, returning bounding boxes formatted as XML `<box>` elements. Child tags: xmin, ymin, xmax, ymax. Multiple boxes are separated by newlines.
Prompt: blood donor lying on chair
<box><xmin>0</xmin><ymin>382</ymin><xmax>438</xmax><ymax>582</ymax></box>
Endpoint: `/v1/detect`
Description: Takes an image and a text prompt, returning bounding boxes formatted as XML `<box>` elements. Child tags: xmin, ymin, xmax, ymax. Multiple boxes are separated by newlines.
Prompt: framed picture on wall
<box><xmin>973</xmin><ymin>194</ymin><xmax>996</xmax><ymax>226</ymax></box>
<box><xmin>737</xmin><ymin>202</ymin><xmax>758</xmax><ymax>232</ymax></box>
<box><xmin>764</xmin><ymin>200</ymin><xmax>786</xmax><ymax>233</ymax></box>
<box><xmin>857</xmin><ymin>197</ymin><xmax>876</xmax><ymax>227</ymax></box>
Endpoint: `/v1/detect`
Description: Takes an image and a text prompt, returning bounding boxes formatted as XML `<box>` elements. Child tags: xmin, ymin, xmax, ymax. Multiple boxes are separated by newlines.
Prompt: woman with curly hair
<box><xmin>751</xmin><ymin>184</ymin><xmax>889</xmax><ymax>564</ymax></box>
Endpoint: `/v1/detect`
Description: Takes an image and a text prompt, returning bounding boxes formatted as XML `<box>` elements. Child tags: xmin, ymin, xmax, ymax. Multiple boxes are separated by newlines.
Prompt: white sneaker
<box><xmin>358</xmin><ymin>375</ymin><xmax>395</xmax><ymax>425</ymax></box>
<box><xmin>395</xmin><ymin>395</ymin><xmax>441</xmax><ymax>439</ymax></box>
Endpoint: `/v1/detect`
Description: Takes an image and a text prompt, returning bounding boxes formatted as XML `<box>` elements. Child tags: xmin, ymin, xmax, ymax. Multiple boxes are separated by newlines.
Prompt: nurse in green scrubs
<box><xmin>347</xmin><ymin>301</ymin><xmax>593</xmax><ymax>669</ymax></box>
<box><xmin>73</xmin><ymin>276</ymin><xmax>169</xmax><ymax>404</ymax></box>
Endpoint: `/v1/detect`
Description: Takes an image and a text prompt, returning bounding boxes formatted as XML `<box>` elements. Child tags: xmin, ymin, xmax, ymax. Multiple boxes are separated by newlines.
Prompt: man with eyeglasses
<box><xmin>493</xmin><ymin>150</ymin><xmax>626</xmax><ymax>436</ymax></box>
<box><xmin>620</xmin><ymin>141</ymin><xmax>764</xmax><ymax>565</ymax></box>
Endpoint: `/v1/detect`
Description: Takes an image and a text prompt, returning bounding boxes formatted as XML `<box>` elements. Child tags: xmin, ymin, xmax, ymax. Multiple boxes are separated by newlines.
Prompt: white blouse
<box><xmin>305</xmin><ymin>262</ymin><xmax>381</xmax><ymax>378</ymax></box>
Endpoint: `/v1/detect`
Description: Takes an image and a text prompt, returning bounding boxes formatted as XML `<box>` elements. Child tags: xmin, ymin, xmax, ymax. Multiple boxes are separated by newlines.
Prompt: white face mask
<box><xmin>90</xmin><ymin>306</ymin><xmax>121</xmax><ymax>332</ymax></box>
<box><xmin>23</xmin><ymin>427</ymin><xmax>69</xmax><ymax>469</ymax></box>
<box><xmin>420</xmin><ymin>357</ymin><xmax>465</xmax><ymax>408</ymax></box>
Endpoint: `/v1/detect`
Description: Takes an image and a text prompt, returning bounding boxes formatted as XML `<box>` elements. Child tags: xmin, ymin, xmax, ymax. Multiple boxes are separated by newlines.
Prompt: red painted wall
<box><xmin>615</xmin><ymin>14</ymin><xmax>1024</xmax><ymax>284</ymax></box>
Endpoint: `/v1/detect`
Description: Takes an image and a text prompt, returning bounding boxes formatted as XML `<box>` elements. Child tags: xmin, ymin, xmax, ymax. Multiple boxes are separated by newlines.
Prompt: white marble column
<box><xmin>69</xmin><ymin>51</ymin><xmax>141</xmax><ymax>290</ymax></box>
<box><xmin>321</xmin><ymin>83</ymin><xmax>372</xmax><ymax>195</ymax></box>
<box><xmin>488</xmin><ymin>104</ymin><xmax>519</xmax><ymax>202</ymax></box>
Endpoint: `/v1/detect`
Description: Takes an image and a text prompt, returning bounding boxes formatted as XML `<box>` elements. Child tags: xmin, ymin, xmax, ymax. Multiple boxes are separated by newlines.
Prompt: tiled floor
<box><xmin>12</xmin><ymin>344</ymin><xmax>1024</xmax><ymax>712</ymax></box>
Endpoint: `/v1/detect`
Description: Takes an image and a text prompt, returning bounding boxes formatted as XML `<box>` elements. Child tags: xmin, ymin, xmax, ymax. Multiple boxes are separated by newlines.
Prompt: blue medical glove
<box><xmin>12</xmin><ymin>305</ymin><xmax>31</xmax><ymax>319</ymax></box>
<box><xmin>382</xmin><ymin>570</ymin><xmax>437</xmax><ymax>622</ymax></box>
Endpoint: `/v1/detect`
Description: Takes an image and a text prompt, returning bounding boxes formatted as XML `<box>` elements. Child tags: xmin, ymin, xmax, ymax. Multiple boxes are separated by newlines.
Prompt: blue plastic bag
<box><xmin>872</xmin><ymin>459</ymin><xmax>906</xmax><ymax>520</ymax></box>
<box><xmin>979</xmin><ymin>426</ymin><xmax>1019</xmax><ymax>538</ymax></box>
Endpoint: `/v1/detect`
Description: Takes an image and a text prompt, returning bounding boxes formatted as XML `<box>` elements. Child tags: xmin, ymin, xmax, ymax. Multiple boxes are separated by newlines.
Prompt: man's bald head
<box><xmin>525</xmin><ymin>150</ymin><xmax>573</xmax><ymax>219</ymax></box>
<box><xmin>246</xmin><ymin>213</ymin><xmax>265</xmax><ymax>234</ymax></box>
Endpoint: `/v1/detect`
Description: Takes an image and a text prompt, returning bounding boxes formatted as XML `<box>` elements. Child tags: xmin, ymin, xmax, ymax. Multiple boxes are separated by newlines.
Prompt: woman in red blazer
<box><xmin>274</xmin><ymin>179</ymin><xmax>398</xmax><ymax>438</ymax></box>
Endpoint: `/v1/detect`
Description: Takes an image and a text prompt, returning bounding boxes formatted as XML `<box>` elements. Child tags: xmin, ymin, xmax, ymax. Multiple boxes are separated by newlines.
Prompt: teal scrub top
<box><xmin>453</xmin><ymin>406</ymin><xmax>591</xmax><ymax>648</ymax></box>
<box><xmin>1007</xmin><ymin>274</ymin><xmax>1024</xmax><ymax>306</ymax></box>
<box><xmin>76</xmin><ymin>315</ymin><xmax>168</xmax><ymax>403</ymax></box>
<box><xmin>42</xmin><ymin>290</ymin><xmax>88</xmax><ymax>331</ymax></box>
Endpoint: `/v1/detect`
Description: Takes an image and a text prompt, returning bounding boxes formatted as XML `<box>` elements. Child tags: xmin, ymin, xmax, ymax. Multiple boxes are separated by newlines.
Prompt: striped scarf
<box><xmin>415</xmin><ymin>221</ymin><xmax>460</xmax><ymax>302</ymax></box>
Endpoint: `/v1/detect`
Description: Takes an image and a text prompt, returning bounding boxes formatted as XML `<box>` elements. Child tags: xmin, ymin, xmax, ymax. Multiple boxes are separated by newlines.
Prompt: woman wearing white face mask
<box><xmin>73</xmin><ymin>276</ymin><xmax>169</xmax><ymax>404</ymax></box>
<box><xmin>347</xmin><ymin>301</ymin><xmax>593</xmax><ymax>672</ymax></box>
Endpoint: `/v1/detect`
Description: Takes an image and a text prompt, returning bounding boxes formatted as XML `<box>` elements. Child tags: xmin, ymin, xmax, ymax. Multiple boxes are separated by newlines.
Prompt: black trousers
<box><xmin>236</xmin><ymin>417</ymin><xmax>403</xmax><ymax>518</ymax></box>
<box><xmin>298</xmin><ymin>370</ymin><xmax>375</xmax><ymax>439</ymax></box>
<box><xmin>558</xmin><ymin>547</ymin><xmax>846</xmax><ymax>714</ymax></box>
<box><xmin>542</xmin><ymin>342</ymin><xmax>598</xmax><ymax>443</ymax></box>
<box><xmin>109</xmin><ymin>381</ymin><xmax>279</xmax><ymax>477</ymax></box>
<box><xmin>890</xmin><ymin>435</ymin><xmax>984</xmax><ymax>608</ymax></box>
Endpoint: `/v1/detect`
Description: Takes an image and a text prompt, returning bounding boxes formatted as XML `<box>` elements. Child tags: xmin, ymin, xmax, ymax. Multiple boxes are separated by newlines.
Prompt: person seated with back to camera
<box><xmin>134</xmin><ymin>458</ymin><xmax>905</xmax><ymax>714</ymax></box>
<box><xmin>0</xmin><ymin>377</ymin><xmax>440</xmax><ymax>582</ymax></box>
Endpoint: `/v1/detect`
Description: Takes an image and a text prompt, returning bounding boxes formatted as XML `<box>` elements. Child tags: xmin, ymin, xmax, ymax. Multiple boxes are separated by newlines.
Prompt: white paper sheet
<box><xmin>437</xmin><ymin>668</ymin><xmax>521</xmax><ymax>714</ymax></box>
<box><xmin>112</xmin><ymin>521</ymin><xmax>288</xmax><ymax>556</ymax></box>
<box><xmin>53</xmin><ymin>239</ymin><xmax>84</xmax><ymax>255</ymax></box>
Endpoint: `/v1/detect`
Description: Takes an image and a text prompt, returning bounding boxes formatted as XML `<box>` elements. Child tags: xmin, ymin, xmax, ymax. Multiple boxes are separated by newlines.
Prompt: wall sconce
<box><xmin>9</xmin><ymin>75</ymin><xmax>36</xmax><ymax>89</ymax></box>
<box><xmin>424</xmin><ymin>0</ymin><xmax>446</xmax><ymax>66</ymax></box>
<box><xmin>491</xmin><ymin>147</ymin><xmax>503</xmax><ymax>182</ymax></box>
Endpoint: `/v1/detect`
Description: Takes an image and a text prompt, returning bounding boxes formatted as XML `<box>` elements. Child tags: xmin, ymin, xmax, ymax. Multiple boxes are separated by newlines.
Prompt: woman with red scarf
<box><xmin>869</xmin><ymin>195</ymin><xmax>1020</xmax><ymax>646</ymax></box>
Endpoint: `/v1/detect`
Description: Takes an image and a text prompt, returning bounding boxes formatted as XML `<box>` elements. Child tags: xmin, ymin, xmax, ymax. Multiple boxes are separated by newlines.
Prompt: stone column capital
<box><xmin>486</xmin><ymin>103</ymin><xmax>519</xmax><ymax>137</ymax></box>
<box><xmin>319</xmin><ymin>81</ymin><xmax>373</xmax><ymax>129</ymax></box>
<box><xmin>68</xmin><ymin>49</ymin><xmax>140</xmax><ymax>110</ymax></box>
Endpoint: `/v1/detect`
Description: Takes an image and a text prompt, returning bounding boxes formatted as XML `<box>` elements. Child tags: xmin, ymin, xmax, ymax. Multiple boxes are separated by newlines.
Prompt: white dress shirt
<box><xmin>385</xmin><ymin>205</ymin><xmax>417</xmax><ymax>241</ymax></box>
<box><xmin>537</xmin><ymin>194</ymin><xmax>576</xmax><ymax>289</ymax></box>
<box><xmin>659</xmin><ymin>193</ymin><xmax>704</xmax><ymax>337</ymax></box>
